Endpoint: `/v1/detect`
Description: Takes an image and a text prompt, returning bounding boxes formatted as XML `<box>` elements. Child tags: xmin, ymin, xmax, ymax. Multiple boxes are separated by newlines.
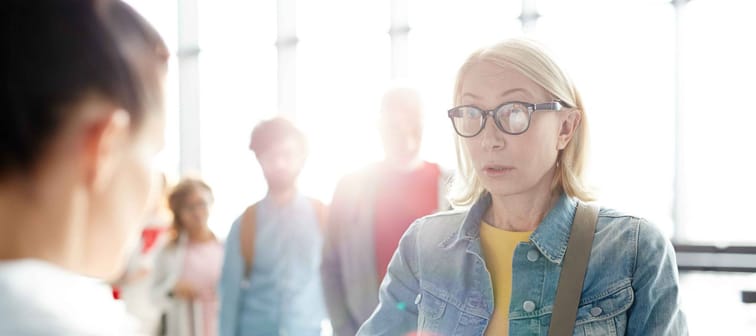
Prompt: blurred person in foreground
<box><xmin>358</xmin><ymin>39</ymin><xmax>687</xmax><ymax>335</ymax></box>
<box><xmin>219</xmin><ymin>118</ymin><xmax>327</xmax><ymax>336</ymax></box>
<box><xmin>322</xmin><ymin>86</ymin><xmax>450</xmax><ymax>336</ymax></box>
<box><xmin>0</xmin><ymin>0</ymin><xmax>168</xmax><ymax>334</ymax></box>
<box><xmin>152</xmin><ymin>178</ymin><xmax>223</xmax><ymax>336</ymax></box>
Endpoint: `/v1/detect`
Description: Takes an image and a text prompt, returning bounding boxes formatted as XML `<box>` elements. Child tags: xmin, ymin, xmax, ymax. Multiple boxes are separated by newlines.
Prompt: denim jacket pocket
<box><xmin>417</xmin><ymin>282</ymin><xmax>452</xmax><ymax>333</ymax></box>
<box><xmin>418</xmin><ymin>290</ymin><xmax>447</xmax><ymax>320</ymax></box>
<box><xmin>572</xmin><ymin>284</ymin><xmax>634</xmax><ymax>336</ymax></box>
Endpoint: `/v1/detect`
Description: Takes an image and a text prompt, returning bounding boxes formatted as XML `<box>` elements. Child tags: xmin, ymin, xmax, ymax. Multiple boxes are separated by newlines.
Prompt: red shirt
<box><xmin>374</xmin><ymin>162</ymin><xmax>441</xmax><ymax>282</ymax></box>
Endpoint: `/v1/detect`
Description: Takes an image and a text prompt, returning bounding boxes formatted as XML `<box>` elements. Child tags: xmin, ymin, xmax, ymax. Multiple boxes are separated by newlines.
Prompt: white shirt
<box><xmin>0</xmin><ymin>259</ymin><xmax>139</xmax><ymax>336</ymax></box>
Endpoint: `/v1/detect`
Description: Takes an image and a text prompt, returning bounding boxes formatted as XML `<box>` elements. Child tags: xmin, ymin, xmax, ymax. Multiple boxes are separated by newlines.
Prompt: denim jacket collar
<box><xmin>441</xmin><ymin>191</ymin><xmax>577</xmax><ymax>265</ymax></box>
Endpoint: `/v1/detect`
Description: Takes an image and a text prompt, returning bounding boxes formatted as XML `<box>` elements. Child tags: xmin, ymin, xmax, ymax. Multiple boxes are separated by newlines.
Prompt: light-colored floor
<box><xmin>679</xmin><ymin>271</ymin><xmax>756</xmax><ymax>335</ymax></box>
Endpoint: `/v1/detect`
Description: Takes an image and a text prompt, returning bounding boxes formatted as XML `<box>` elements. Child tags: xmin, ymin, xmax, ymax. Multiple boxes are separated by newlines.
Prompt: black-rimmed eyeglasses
<box><xmin>447</xmin><ymin>100</ymin><xmax>570</xmax><ymax>137</ymax></box>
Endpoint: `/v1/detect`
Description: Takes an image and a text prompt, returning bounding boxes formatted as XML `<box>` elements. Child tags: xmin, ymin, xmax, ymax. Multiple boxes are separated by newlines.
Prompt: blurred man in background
<box><xmin>322</xmin><ymin>86</ymin><xmax>450</xmax><ymax>335</ymax></box>
<box><xmin>219</xmin><ymin>118</ymin><xmax>327</xmax><ymax>336</ymax></box>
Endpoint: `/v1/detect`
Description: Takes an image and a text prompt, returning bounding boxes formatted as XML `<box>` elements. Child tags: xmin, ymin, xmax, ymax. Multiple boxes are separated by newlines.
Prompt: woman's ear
<box><xmin>557</xmin><ymin>109</ymin><xmax>581</xmax><ymax>150</ymax></box>
<box><xmin>80</xmin><ymin>104</ymin><xmax>131</xmax><ymax>192</ymax></box>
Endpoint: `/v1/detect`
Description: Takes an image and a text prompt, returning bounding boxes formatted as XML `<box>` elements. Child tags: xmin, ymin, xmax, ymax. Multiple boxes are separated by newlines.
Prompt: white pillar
<box><xmin>177</xmin><ymin>0</ymin><xmax>201</xmax><ymax>174</ymax></box>
<box><xmin>277</xmin><ymin>0</ymin><xmax>298</xmax><ymax>118</ymax></box>
<box><xmin>519</xmin><ymin>0</ymin><xmax>540</xmax><ymax>34</ymax></box>
<box><xmin>390</xmin><ymin>0</ymin><xmax>410</xmax><ymax>79</ymax></box>
<box><xmin>672</xmin><ymin>0</ymin><xmax>690</xmax><ymax>240</ymax></box>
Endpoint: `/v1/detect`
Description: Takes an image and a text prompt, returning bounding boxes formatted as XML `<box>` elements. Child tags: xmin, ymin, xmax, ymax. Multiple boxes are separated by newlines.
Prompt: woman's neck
<box><xmin>484</xmin><ymin>177</ymin><xmax>560</xmax><ymax>233</ymax></box>
<box><xmin>0</xmin><ymin>181</ymin><xmax>84</xmax><ymax>272</ymax></box>
<box><xmin>186</xmin><ymin>227</ymin><xmax>214</xmax><ymax>243</ymax></box>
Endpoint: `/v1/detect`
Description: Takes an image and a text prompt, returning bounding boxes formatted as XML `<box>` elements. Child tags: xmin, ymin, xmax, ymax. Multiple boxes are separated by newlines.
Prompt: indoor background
<box><xmin>125</xmin><ymin>0</ymin><xmax>756</xmax><ymax>334</ymax></box>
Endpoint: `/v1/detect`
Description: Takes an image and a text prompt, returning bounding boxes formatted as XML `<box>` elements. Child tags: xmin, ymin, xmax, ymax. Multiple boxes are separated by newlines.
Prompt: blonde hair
<box><xmin>450</xmin><ymin>38</ymin><xmax>593</xmax><ymax>206</ymax></box>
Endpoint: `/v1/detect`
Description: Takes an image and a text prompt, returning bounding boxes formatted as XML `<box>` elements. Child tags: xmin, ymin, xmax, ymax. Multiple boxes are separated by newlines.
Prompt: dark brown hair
<box><xmin>0</xmin><ymin>0</ymin><xmax>168</xmax><ymax>177</ymax></box>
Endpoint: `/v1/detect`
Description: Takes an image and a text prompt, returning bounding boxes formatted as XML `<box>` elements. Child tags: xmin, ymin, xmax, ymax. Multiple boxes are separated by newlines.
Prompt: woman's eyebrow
<box><xmin>461</xmin><ymin>88</ymin><xmax>530</xmax><ymax>100</ymax></box>
<box><xmin>499</xmin><ymin>88</ymin><xmax>529</xmax><ymax>98</ymax></box>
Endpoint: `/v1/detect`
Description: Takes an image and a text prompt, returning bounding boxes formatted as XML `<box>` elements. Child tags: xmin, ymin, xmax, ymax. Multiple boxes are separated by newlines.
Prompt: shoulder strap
<box><xmin>548</xmin><ymin>201</ymin><xmax>599</xmax><ymax>336</ymax></box>
<box><xmin>239</xmin><ymin>203</ymin><xmax>258</xmax><ymax>279</ymax></box>
<box><xmin>308</xmin><ymin>197</ymin><xmax>328</xmax><ymax>232</ymax></box>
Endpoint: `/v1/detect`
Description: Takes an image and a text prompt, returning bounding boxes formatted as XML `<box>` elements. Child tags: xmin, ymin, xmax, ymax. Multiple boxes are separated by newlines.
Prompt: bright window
<box><xmin>198</xmin><ymin>1</ymin><xmax>278</xmax><ymax>236</ymax></box>
<box><xmin>535</xmin><ymin>0</ymin><xmax>677</xmax><ymax>236</ymax></box>
<box><xmin>296</xmin><ymin>0</ymin><xmax>391</xmax><ymax>202</ymax></box>
<box><xmin>676</xmin><ymin>0</ymin><xmax>756</xmax><ymax>244</ymax></box>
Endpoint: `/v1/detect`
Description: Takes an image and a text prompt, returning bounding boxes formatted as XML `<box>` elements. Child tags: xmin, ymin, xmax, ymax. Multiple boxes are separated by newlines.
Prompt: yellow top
<box><xmin>480</xmin><ymin>221</ymin><xmax>533</xmax><ymax>336</ymax></box>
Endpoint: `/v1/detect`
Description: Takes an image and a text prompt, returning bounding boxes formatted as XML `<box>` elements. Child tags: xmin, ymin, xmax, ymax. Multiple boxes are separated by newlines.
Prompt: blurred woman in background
<box><xmin>0</xmin><ymin>0</ymin><xmax>168</xmax><ymax>334</ymax></box>
<box><xmin>153</xmin><ymin>178</ymin><xmax>224</xmax><ymax>336</ymax></box>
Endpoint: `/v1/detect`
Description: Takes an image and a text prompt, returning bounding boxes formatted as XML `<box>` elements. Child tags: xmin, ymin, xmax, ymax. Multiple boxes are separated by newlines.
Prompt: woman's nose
<box><xmin>479</xmin><ymin>117</ymin><xmax>506</xmax><ymax>151</ymax></box>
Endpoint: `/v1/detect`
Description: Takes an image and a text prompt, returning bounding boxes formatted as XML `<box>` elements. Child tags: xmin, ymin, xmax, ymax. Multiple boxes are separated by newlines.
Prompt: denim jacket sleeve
<box><xmin>218</xmin><ymin>217</ymin><xmax>243</xmax><ymax>336</ymax></box>
<box><xmin>627</xmin><ymin>219</ymin><xmax>688</xmax><ymax>335</ymax></box>
<box><xmin>357</xmin><ymin>221</ymin><xmax>422</xmax><ymax>335</ymax></box>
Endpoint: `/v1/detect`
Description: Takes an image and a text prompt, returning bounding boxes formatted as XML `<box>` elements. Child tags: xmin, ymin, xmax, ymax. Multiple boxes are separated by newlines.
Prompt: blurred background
<box><xmin>124</xmin><ymin>0</ymin><xmax>756</xmax><ymax>334</ymax></box>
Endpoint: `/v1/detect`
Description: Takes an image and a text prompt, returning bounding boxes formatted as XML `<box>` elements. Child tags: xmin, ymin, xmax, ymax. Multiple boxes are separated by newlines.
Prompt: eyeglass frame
<box><xmin>447</xmin><ymin>100</ymin><xmax>571</xmax><ymax>137</ymax></box>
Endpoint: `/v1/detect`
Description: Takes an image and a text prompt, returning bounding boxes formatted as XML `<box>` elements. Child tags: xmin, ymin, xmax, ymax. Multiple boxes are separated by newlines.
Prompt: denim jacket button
<box><xmin>415</xmin><ymin>293</ymin><xmax>422</xmax><ymax>305</ymax></box>
<box><xmin>527</xmin><ymin>249</ymin><xmax>540</xmax><ymax>262</ymax></box>
<box><xmin>523</xmin><ymin>300</ymin><xmax>536</xmax><ymax>312</ymax></box>
<box><xmin>590</xmin><ymin>307</ymin><xmax>603</xmax><ymax>317</ymax></box>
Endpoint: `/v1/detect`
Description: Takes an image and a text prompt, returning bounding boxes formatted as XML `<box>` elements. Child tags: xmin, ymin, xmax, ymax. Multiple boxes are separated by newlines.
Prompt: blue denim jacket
<box><xmin>358</xmin><ymin>193</ymin><xmax>688</xmax><ymax>335</ymax></box>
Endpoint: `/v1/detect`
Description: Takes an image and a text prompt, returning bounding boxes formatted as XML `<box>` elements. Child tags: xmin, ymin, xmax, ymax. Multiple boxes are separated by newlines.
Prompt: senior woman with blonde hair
<box><xmin>358</xmin><ymin>39</ymin><xmax>687</xmax><ymax>335</ymax></box>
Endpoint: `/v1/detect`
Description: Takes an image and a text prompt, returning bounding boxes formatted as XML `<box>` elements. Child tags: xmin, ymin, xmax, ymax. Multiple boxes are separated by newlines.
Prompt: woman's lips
<box><xmin>482</xmin><ymin>165</ymin><xmax>515</xmax><ymax>177</ymax></box>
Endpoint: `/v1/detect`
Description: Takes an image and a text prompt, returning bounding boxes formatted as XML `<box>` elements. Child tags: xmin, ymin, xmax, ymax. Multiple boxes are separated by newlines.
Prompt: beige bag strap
<box><xmin>239</xmin><ymin>203</ymin><xmax>258</xmax><ymax>279</ymax></box>
<box><xmin>548</xmin><ymin>201</ymin><xmax>599</xmax><ymax>336</ymax></box>
<box><xmin>238</xmin><ymin>198</ymin><xmax>328</xmax><ymax>279</ymax></box>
